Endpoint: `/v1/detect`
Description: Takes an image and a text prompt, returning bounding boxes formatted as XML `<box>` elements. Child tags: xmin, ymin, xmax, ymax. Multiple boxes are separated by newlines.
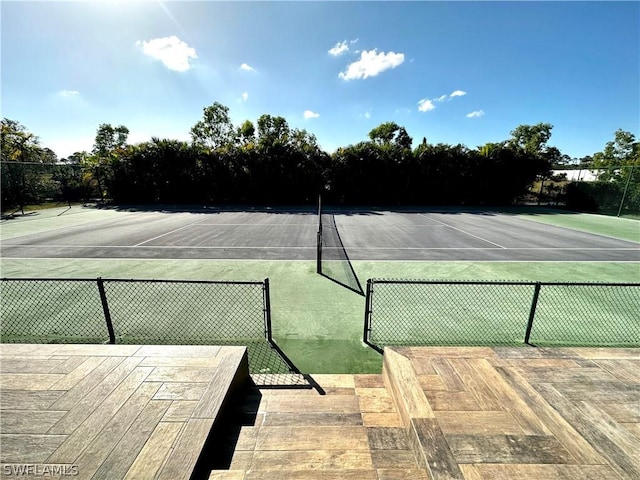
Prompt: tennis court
<box><xmin>1</xmin><ymin>205</ymin><xmax>639</xmax><ymax>373</ymax></box>
<box><xmin>1</xmin><ymin>206</ymin><xmax>638</xmax><ymax>261</ymax></box>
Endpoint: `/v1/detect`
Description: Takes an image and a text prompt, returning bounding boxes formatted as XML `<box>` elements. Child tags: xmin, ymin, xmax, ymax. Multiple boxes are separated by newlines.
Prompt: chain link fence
<box><xmin>0</xmin><ymin>277</ymin><xmax>300</xmax><ymax>380</ymax></box>
<box><xmin>363</xmin><ymin>279</ymin><xmax>640</xmax><ymax>350</ymax></box>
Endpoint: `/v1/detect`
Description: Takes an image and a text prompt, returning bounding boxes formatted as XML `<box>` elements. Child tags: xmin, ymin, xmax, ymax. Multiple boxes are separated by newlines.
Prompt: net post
<box><xmin>524</xmin><ymin>282</ymin><xmax>541</xmax><ymax>345</ymax></box>
<box><xmin>97</xmin><ymin>277</ymin><xmax>116</xmax><ymax>344</ymax></box>
<box><xmin>263</xmin><ymin>278</ymin><xmax>273</xmax><ymax>343</ymax></box>
<box><xmin>316</xmin><ymin>231</ymin><xmax>322</xmax><ymax>274</ymax></box>
<box><xmin>363</xmin><ymin>279</ymin><xmax>373</xmax><ymax>344</ymax></box>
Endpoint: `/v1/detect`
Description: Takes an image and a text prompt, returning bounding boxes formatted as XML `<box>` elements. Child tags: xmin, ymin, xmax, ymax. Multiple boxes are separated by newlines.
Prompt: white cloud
<box><xmin>434</xmin><ymin>95</ymin><xmax>448</xmax><ymax>103</ymax></box>
<box><xmin>303</xmin><ymin>110</ymin><xmax>320</xmax><ymax>119</ymax></box>
<box><xmin>136</xmin><ymin>36</ymin><xmax>197</xmax><ymax>72</ymax></box>
<box><xmin>241</xmin><ymin>92</ymin><xmax>248</xmax><ymax>102</ymax></box>
<box><xmin>338</xmin><ymin>49</ymin><xmax>405</xmax><ymax>80</ymax></box>
<box><xmin>329</xmin><ymin>41</ymin><xmax>350</xmax><ymax>56</ymax></box>
<box><xmin>466</xmin><ymin>110</ymin><xmax>485</xmax><ymax>118</ymax></box>
<box><xmin>240</xmin><ymin>63</ymin><xmax>256</xmax><ymax>72</ymax></box>
<box><xmin>418</xmin><ymin>99</ymin><xmax>436</xmax><ymax>112</ymax></box>
<box><xmin>59</xmin><ymin>90</ymin><xmax>80</xmax><ymax>97</ymax></box>
<box><xmin>364</xmin><ymin>109</ymin><xmax>372</xmax><ymax>119</ymax></box>
<box><xmin>450</xmin><ymin>90</ymin><xmax>467</xmax><ymax>97</ymax></box>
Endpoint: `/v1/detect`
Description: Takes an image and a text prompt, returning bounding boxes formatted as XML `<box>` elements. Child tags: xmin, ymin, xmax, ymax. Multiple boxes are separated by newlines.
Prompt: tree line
<box><xmin>2</xmin><ymin>102</ymin><xmax>638</xmax><ymax>214</ymax></box>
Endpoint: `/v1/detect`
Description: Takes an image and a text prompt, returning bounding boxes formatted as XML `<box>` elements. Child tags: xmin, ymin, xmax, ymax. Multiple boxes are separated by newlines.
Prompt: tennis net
<box><xmin>316</xmin><ymin>200</ymin><xmax>363</xmax><ymax>295</ymax></box>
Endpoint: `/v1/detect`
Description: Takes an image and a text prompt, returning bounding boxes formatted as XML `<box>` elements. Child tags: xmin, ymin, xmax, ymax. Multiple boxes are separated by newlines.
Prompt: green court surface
<box><xmin>515</xmin><ymin>208</ymin><xmax>640</xmax><ymax>242</ymax></box>
<box><xmin>1</xmin><ymin>257</ymin><xmax>638</xmax><ymax>373</ymax></box>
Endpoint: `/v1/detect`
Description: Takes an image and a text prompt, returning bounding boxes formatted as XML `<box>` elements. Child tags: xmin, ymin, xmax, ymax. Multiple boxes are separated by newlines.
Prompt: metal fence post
<box><xmin>317</xmin><ymin>231</ymin><xmax>322</xmax><ymax>274</ymax></box>
<box><xmin>363</xmin><ymin>279</ymin><xmax>373</xmax><ymax>344</ymax></box>
<box><xmin>97</xmin><ymin>277</ymin><xmax>116</xmax><ymax>344</ymax></box>
<box><xmin>524</xmin><ymin>282</ymin><xmax>541</xmax><ymax>345</ymax></box>
<box><xmin>263</xmin><ymin>278</ymin><xmax>273</xmax><ymax>343</ymax></box>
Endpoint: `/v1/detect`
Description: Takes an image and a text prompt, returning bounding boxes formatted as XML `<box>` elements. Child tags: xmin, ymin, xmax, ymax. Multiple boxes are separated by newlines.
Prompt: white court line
<box><xmin>418</xmin><ymin>213</ymin><xmax>507</xmax><ymax>249</ymax></box>
<box><xmin>2</xmin><ymin>245</ymin><xmax>315</xmax><ymax>249</ymax></box>
<box><xmin>4</xmin><ymin>245</ymin><xmax>638</xmax><ymax>252</ymax></box>
<box><xmin>194</xmin><ymin>223</ymin><xmax>314</xmax><ymax>226</ymax></box>
<box><xmin>133</xmin><ymin>218</ymin><xmax>209</xmax><ymax>247</ymax></box>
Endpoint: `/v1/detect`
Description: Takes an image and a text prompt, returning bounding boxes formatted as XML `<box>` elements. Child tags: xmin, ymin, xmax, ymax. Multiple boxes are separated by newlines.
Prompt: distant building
<box><xmin>553</xmin><ymin>169</ymin><xmax>599</xmax><ymax>182</ymax></box>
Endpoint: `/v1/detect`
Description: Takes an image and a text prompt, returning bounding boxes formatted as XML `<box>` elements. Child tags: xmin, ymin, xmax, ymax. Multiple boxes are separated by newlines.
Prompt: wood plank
<box><xmin>496</xmin><ymin>366</ymin><xmax>606</xmax><ymax>465</ymax></box>
<box><xmin>418</xmin><ymin>375</ymin><xmax>447</xmax><ymax>391</ymax></box>
<box><xmin>354</xmin><ymin>374</ymin><xmax>385</xmax><ymax>388</ymax></box>
<box><xmin>595</xmin><ymin>359</ymin><xmax>640</xmax><ymax>384</ymax></box>
<box><xmin>0</xmin><ymin>373</ymin><xmax>65</xmax><ymax>390</ymax></box>
<box><xmin>361</xmin><ymin>413</ymin><xmax>402</xmax><ymax>428</ymax></box>
<box><xmin>210</xmin><ymin>471</ymin><xmax>246</xmax><ymax>480</ymax></box>
<box><xmin>448</xmin><ymin>358</ymin><xmax>503</xmax><ymax>410</ymax></box>
<box><xmin>244</xmin><ymin>471</ymin><xmax>379</xmax><ymax>480</ymax></box>
<box><xmin>161</xmin><ymin>400</ymin><xmax>198</xmax><ymax>422</ymax></box>
<box><xmin>48</xmin><ymin>355</ymin><xmax>90</xmax><ymax>374</ymax></box>
<box><xmin>123</xmin><ymin>421</ymin><xmax>183</xmax><ymax>479</ymax></box>
<box><xmin>153</xmin><ymin>382</ymin><xmax>208</xmax><ymax>400</ymax></box>
<box><xmin>550</xmin><ymin>382</ymin><xmax>639</xmax><ymax>403</ymax></box>
<box><xmin>423</xmin><ymin>391</ymin><xmax>481</xmax><ymax>411</ymax></box>
<box><xmin>49</xmin><ymin>356</ymin><xmax>109</xmax><ymax>390</ymax></box>
<box><xmin>48</xmin><ymin>355</ymin><xmax>133</xmax><ymax>410</ymax></box>
<box><xmin>139</xmin><ymin>355</ymin><xmax>221</xmax><ymax>367</ymax></box>
<box><xmin>71</xmin><ymin>381</ymin><xmax>163</xmax><ymax>478</ymax></box>
<box><xmin>0</xmin><ymin>357</ymin><xmax>65</xmax><ymax>373</ymax></box>
<box><xmin>469</xmin><ymin>359</ymin><xmax>550</xmax><ymax>435</ymax></box>
<box><xmin>492</xmin><ymin>358</ymin><xmax>582</xmax><ymax>369</ymax></box>
<box><xmin>157</xmin><ymin>417</ymin><xmax>216</xmax><ymax>480</ymax></box>
<box><xmin>91</xmin><ymin>399</ymin><xmax>171</xmax><ymax>480</ymax></box>
<box><xmin>373</xmin><ymin>468</ymin><xmax>429</xmax><ymax>480</ymax></box>
<box><xmin>356</xmin><ymin>388</ymin><xmax>396</xmax><ymax>414</ymax></box>
<box><xmin>0</xmin><ymin>345</ymin><xmax>61</xmax><ymax>356</ymax></box>
<box><xmin>263</xmin><ymin>412</ymin><xmax>363</xmax><ymax>427</ymax></box>
<box><xmin>133</xmin><ymin>344</ymin><xmax>222</xmax><ymax>357</ymax></box>
<box><xmin>620</xmin><ymin>423</ymin><xmax>640</xmax><ymax>440</ymax></box>
<box><xmin>192</xmin><ymin>347</ymin><xmax>248</xmax><ymax>419</ymax></box>
<box><xmin>47</xmin><ymin>366</ymin><xmax>153</xmax><ymax>447</ymax></box>
<box><xmin>0</xmin><ymin>434</ymin><xmax>68</xmax><ymax>463</ymax></box>
<box><xmin>576</xmin><ymin>401</ymin><xmax>640</xmax><ymax>466</ymax></box>
<box><xmin>513</xmin><ymin>366</ymin><xmax>620</xmax><ymax>384</ymax></box>
<box><xmin>146</xmin><ymin>366</ymin><xmax>217</xmax><ymax>383</ymax></box>
<box><xmin>434</xmin><ymin>411</ymin><xmax>523</xmax><ymax>435</ymax></box>
<box><xmin>255</xmin><ymin>426</ymin><xmax>370</xmax><ymax>451</ymax></box>
<box><xmin>0</xmin><ymin>390</ymin><xmax>65</xmax><ymax>410</ymax></box>
<box><xmin>593</xmin><ymin>400</ymin><xmax>640</xmax><ymax>423</ymax></box>
<box><xmin>410</xmin><ymin>347</ymin><xmax>499</xmax><ymax>359</ymax></box>
<box><xmin>445</xmin><ymin>434</ymin><xmax>574</xmax><ymax>464</ymax></box>
<box><xmin>0</xmin><ymin>410</ymin><xmax>66</xmax><ymax>434</ymax></box>
<box><xmin>250</xmin><ymin>450</ymin><xmax>374</xmax><ymax>471</ymax></box>
<box><xmin>366</xmin><ymin>427</ymin><xmax>410</xmax><ymax>450</ymax></box>
<box><xmin>534</xmin><ymin>383</ymin><xmax>640</xmax><ymax>480</ymax></box>
<box><xmin>568</xmin><ymin>348</ymin><xmax>640</xmax><ymax>360</ymax></box>
<box><xmin>371</xmin><ymin>450</ymin><xmax>420</xmax><ymax>469</ymax></box>
<box><xmin>410</xmin><ymin>357</ymin><xmax>436</xmax><ymax>375</ymax></box>
<box><xmin>265</xmin><ymin>395</ymin><xmax>361</xmax><ymax>414</ymax></box>
<box><xmin>410</xmin><ymin>418</ymin><xmax>464</xmax><ymax>479</ymax></box>
<box><xmin>383</xmin><ymin>348</ymin><xmax>434</xmax><ymax>429</ymax></box>
<box><xmin>493</xmin><ymin>347</ymin><xmax>578</xmax><ymax>359</ymax></box>
<box><xmin>310</xmin><ymin>374</ymin><xmax>356</xmax><ymax>388</ymax></box>
<box><xmin>431</xmin><ymin>358</ymin><xmax>466</xmax><ymax>392</ymax></box>
<box><xmin>468</xmin><ymin>464</ymin><xmax>621</xmax><ymax>479</ymax></box>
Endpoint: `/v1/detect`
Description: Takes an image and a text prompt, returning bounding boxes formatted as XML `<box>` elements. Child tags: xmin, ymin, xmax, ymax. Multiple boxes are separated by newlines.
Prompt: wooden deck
<box><xmin>210</xmin><ymin>346</ymin><xmax>639</xmax><ymax>480</ymax></box>
<box><xmin>1</xmin><ymin>345</ymin><xmax>638</xmax><ymax>479</ymax></box>
<box><xmin>0</xmin><ymin>344</ymin><xmax>249</xmax><ymax>480</ymax></box>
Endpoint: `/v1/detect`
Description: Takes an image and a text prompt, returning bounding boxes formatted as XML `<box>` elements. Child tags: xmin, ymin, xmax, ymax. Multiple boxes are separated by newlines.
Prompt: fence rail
<box><xmin>363</xmin><ymin>279</ymin><xmax>640</xmax><ymax>350</ymax></box>
<box><xmin>0</xmin><ymin>277</ymin><xmax>294</xmax><ymax>376</ymax></box>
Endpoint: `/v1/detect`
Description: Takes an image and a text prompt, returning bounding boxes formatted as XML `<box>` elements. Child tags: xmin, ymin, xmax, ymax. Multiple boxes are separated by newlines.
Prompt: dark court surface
<box><xmin>1</xmin><ymin>207</ymin><xmax>638</xmax><ymax>262</ymax></box>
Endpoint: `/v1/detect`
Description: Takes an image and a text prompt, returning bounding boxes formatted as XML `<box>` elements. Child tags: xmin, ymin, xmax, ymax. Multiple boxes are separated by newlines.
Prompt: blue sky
<box><xmin>2</xmin><ymin>1</ymin><xmax>638</xmax><ymax>160</ymax></box>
